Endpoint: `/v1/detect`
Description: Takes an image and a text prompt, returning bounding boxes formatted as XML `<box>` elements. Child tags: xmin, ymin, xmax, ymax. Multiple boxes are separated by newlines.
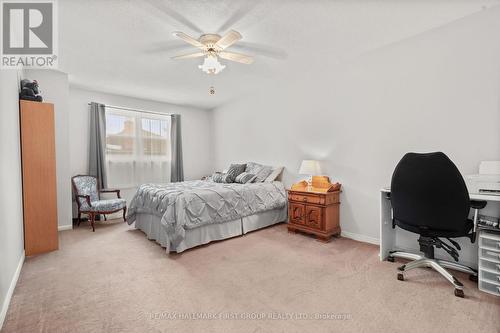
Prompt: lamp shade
<box><xmin>299</xmin><ymin>160</ymin><xmax>322</xmax><ymax>175</ymax></box>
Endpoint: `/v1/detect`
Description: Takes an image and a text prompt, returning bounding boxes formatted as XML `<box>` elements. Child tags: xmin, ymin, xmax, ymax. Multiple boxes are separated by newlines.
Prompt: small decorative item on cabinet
<box><xmin>19</xmin><ymin>79</ymin><xmax>43</xmax><ymax>102</ymax></box>
<box><xmin>288</xmin><ymin>176</ymin><xmax>341</xmax><ymax>242</ymax></box>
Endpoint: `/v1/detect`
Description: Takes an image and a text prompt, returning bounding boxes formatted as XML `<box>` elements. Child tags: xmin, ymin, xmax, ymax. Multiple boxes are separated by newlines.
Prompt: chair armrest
<box><xmin>76</xmin><ymin>194</ymin><xmax>92</xmax><ymax>207</ymax></box>
<box><xmin>99</xmin><ymin>189</ymin><xmax>121</xmax><ymax>198</ymax></box>
<box><xmin>470</xmin><ymin>200</ymin><xmax>487</xmax><ymax>242</ymax></box>
<box><xmin>470</xmin><ymin>200</ymin><xmax>487</xmax><ymax>209</ymax></box>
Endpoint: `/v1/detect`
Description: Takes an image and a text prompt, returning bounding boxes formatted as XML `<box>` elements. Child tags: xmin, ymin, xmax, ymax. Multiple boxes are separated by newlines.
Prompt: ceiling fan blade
<box><xmin>231</xmin><ymin>42</ymin><xmax>287</xmax><ymax>60</ymax></box>
<box><xmin>145</xmin><ymin>40</ymin><xmax>193</xmax><ymax>54</ymax></box>
<box><xmin>214</xmin><ymin>30</ymin><xmax>242</xmax><ymax>50</ymax></box>
<box><xmin>171</xmin><ymin>52</ymin><xmax>205</xmax><ymax>60</ymax></box>
<box><xmin>172</xmin><ymin>31</ymin><xmax>204</xmax><ymax>49</ymax></box>
<box><xmin>219</xmin><ymin>51</ymin><xmax>254</xmax><ymax>64</ymax></box>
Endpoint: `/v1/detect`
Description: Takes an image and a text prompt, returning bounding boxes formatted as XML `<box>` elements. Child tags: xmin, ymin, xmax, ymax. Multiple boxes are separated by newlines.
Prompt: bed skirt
<box><xmin>133</xmin><ymin>207</ymin><xmax>287</xmax><ymax>253</ymax></box>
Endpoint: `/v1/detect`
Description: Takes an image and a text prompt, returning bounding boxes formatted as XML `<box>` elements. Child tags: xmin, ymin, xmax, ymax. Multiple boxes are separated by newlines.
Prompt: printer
<box><xmin>465</xmin><ymin>161</ymin><xmax>500</xmax><ymax>196</ymax></box>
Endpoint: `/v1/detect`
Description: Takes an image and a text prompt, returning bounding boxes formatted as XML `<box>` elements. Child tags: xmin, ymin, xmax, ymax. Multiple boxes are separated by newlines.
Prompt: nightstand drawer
<box><xmin>289</xmin><ymin>202</ymin><xmax>305</xmax><ymax>225</ymax></box>
<box><xmin>289</xmin><ymin>193</ymin><xmax>324</xmax><ymax>205</ymax></box>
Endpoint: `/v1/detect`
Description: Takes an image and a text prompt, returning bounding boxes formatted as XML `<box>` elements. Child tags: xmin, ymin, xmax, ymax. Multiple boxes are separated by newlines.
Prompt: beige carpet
<box><xmin>2</xmin><ymin>220</ymin><xmax>499</xmax><ymax>333</ymax></box>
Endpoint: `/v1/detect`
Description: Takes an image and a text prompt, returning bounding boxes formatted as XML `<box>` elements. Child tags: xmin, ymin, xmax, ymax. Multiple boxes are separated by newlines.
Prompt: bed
<box><xmin>126</xmin><ymin>180</ymin><xmax>287</xmax><ymax>253</ymax></box>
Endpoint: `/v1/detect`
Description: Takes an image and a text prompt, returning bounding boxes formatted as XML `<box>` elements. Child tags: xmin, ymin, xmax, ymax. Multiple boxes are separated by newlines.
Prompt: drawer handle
<box><xmin>496</xmin><ymin>264</ymin><xmax>500</xmax><ymax>271</ymax></box>
<box><xmin>303</xmin><ymin>197</ymin><xmax>307</xmax><ymax>202</ymax></box>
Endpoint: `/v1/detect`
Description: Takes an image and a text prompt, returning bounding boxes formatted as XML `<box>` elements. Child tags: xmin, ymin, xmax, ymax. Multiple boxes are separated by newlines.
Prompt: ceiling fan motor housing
<box><xmin>199</xmin><ymin>34</ymin><xmax>222</xmax><ymax>51</ymax></box>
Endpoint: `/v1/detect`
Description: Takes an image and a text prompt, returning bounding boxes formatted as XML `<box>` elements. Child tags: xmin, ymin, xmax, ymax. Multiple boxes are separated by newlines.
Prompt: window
<box><xmin>105</xmin><ymin>107</ymin><xmax>171</xmax><ymax>188</ymax></box>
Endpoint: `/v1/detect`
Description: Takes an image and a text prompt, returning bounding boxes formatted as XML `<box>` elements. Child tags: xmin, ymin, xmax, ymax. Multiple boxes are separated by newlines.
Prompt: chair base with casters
<box><xmin>388</xmin><ymin>198</ymin><xmax>486</xmax><ymax>297</ymax></box>
<box><xmin>388</xmin><ymin>249</ymin><xmax>478</xmax><ymax>298</ymax></box>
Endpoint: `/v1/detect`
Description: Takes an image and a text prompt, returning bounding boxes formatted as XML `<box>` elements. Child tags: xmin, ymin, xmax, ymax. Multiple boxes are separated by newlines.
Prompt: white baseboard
<box><xmin>0</xmin><ymin>251</ymin><xmax>25</xmax><ymax>330</ymax></box>
<box><xmin>341</xmin><ymin>231</ymin><xmax>380</xmax><ymax>245</ymax></box>
<box><xmin>58</xmin><ymin>225</ymin><xmax>73</xmax><ymax>231</ymax></box>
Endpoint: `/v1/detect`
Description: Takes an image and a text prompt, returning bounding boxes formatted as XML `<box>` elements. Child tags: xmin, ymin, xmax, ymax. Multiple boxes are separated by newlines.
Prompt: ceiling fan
<box><xmin>171</xmin><ymin>30</ymin><xmax>253</xmax><ymax>74</ymax></box>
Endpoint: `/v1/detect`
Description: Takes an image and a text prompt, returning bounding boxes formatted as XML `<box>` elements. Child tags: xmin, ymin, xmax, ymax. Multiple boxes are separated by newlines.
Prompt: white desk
<box><xmin>379</xmin><ymin>187</ymin><xmax>500</xmax><ymax>269</ymax></box>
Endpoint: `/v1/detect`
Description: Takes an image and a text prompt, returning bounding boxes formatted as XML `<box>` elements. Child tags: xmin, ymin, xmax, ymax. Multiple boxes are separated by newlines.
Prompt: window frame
<box><xmin>104</xmin><ymin>107</ymin><xmax>171</xmax><ymax>189</ymax></box>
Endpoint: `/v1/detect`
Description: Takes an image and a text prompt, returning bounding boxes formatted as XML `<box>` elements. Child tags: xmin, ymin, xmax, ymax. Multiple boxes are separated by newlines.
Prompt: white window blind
<box><xmin>105</xmin><ymin>107</ymin><xmax>171</xmax><ymax>188</ymax></box>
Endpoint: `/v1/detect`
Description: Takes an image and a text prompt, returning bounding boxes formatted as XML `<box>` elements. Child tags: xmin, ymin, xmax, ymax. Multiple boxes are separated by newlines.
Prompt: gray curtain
<box><xmin>88</xmin><ymin>102</ymin><xmax>107</xmax><ymax>188</ymax></box>
<box><xmin>170</xmin><ymin>114</ymin><xmax>184</xmax><ymax>182</ymax></box>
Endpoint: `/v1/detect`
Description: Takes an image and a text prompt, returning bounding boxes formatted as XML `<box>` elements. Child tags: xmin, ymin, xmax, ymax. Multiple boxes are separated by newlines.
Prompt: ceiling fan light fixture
<box><xmin>198</xmin><ymin>55</ymin><xmax>225</xmax><ymax>75</ymax></box>
<box><xmin>172</xmin><ymin>30</ymin><xmax>253</xmax><ymax>73</ymax></box>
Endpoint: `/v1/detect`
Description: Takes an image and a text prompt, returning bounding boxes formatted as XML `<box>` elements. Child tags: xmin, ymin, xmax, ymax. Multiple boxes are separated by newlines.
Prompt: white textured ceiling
<box><xmin>59</xmin><ymin>0</ymin><xmax>500</xmax><ymax>109</ymax></box>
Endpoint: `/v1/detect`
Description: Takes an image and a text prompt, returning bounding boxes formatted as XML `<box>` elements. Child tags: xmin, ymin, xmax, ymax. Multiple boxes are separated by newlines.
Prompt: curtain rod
<box><xmin>88</xmin><ymin>102</ymin><xmax>174</xmax><ymax>117</ymax></box>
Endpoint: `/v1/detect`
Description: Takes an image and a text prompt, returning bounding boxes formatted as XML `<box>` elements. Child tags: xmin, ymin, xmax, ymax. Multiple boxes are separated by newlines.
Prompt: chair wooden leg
<box><xmin>77</xmin><ymin>212</ymin><xmax>81</xmax><ymax>226</ymax></box>
<box><xmin>103</xmin><ymin>214</ymin><xmax>107</xmax><ymax>221</ymax></box>
<box><xmin>89</xmin><ymin>213</ymin><xmax>95</xmax><ymax>232</ymax></box>
<box><xmin>123</xmin><ymin>207</ymin><xmax>127</xmax><ymax>222</ymax></box>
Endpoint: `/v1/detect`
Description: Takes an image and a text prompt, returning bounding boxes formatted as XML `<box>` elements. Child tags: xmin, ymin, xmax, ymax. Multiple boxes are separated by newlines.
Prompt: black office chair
<box><xmin>389</xmin><ymin>152</ymin><xmax>486</xmax><ymax>297</ymax></box>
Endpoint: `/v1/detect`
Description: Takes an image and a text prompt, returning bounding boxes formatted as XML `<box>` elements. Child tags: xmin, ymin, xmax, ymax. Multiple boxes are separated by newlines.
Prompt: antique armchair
<box><xmin>71</xmin><ymin>175</ymin><xmax>127</xmax><ymax>231</ymax></box>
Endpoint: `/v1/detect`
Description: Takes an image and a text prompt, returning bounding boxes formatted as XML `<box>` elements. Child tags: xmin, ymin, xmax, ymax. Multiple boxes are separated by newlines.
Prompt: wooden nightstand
<box><xmin>287</xmin><ymin>189</ymin><xmax>341</xmax><ymax>242</ymax></box>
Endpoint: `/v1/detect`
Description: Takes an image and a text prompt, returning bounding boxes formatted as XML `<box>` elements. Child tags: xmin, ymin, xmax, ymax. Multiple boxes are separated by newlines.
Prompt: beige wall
<box><xmin>211</xmin><ymin>6</ymin><xmax>500</xmax><ymax>261</ymax></box>
<box><xmin>0</xmin><ymin>70</ymin><xmax>25</xmax><ymax>328</ymax></box>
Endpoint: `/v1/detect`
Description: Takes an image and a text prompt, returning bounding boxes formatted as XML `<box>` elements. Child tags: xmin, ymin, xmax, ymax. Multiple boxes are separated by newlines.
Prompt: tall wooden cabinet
<box><xmin>19</xmin><ymin>100</ymin><xmax>58</xmax><ymax>256</ymax></box>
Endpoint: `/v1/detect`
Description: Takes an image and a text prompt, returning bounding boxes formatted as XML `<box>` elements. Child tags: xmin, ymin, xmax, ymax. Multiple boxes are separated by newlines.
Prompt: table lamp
<box><xmin>299</xmin><ymin>160</ymin><xmax>322</xmax><ymax>188</ymax></box>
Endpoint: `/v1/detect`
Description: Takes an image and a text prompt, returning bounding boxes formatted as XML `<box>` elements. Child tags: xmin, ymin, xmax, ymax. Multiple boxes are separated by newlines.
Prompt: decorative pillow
<box><xmin>212</xmin><ymin>172</ymin><xmax>227</xmax><ymax>183</ymax></box>
<box><xmin>265</xmin><ymin>166</ymin><xmax>284</xmax><ymax>182</ymax></box>
<box><xmin>226</xmin><ymin>163</ymin><xmax>246</xmax><ymax>183</ymax></box>
<box><xmin>245</xmin><ymin>162</ymin><xmax>263</xmax><ymax>174</ymax></box>
<box><xmin>246</xmin><ymin>162</ymin><xmax>274</xmax><ymax>182</ymax></box>
<box><xmin>254</xmin><ymin>166</ymin><xmax>273</xmax><ymax>182</ymax></box>
<box><xmin>235</xmin><ymin>172</ymin><xmax>257</xmax><ymax>184</ymax></box>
